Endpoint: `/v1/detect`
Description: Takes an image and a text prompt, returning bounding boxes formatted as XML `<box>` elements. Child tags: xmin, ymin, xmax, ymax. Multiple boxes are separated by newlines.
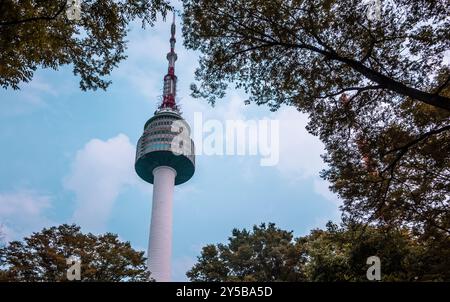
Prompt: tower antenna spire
<box><xmin>160</xmin><ymin>10</ymin><xmax>178</xmax><ymax>111</ymax></box>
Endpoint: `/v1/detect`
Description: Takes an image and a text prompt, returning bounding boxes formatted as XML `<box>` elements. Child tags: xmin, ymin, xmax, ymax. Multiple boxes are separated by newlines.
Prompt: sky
<box><xmin>0</xmin><ymin>5</ymin><xmax>341</xmax><ymax>281</ymax></box>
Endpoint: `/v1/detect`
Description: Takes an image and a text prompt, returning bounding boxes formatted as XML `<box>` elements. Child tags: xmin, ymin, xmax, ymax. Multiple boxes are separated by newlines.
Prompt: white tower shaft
<box><xmin>148</xmin><ymin>166</ymin><xmax>177</xmax><ymax>282</ymax></box>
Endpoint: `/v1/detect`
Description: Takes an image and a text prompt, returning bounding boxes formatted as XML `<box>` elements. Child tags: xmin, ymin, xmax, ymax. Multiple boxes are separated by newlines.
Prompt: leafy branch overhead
<box><xmin>182</xmin><ymin>0</ymin><xmax>450</xmax><ymax>111</ymax></box>
<box><xmin>0</xmin><ymin>0</ymin><xmax>171</xmax><ymax>90</ymax></box>
<box><xmin>182</xmin><ymin>0</ymin><xmax>450</xmax><ymax>238</ymax></box>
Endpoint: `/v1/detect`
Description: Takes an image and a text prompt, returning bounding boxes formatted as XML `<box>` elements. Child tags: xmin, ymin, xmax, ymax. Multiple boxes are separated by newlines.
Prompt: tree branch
<box><xmin>319</xmin><ymin>51</ymin><xmax>450</xmax><ymax>111</ymax></box>
<box><xmin>227</xmin><ymin>42</ymin><xmax>278</xmax><ymax>62</ymax></box>
<box><xmin>0</xmin><ymin>2</ymin><xmax>67</xmax><ymax>27</ymax></box>
<box><xmin>212</xmin><ymin>4</ymin><xmax>450</xmax><ymax>111</ymax></box>
<box><xmin>316</xmin><ymin>85</ymin><xmax>382</xmax><ymax>99</ymax></box>
<box><xmin>383</xmin><ymin>124</ymin><xmax>450</xmax><ymax>157</ymax></box>
<box><xmin>434</xmin><ymin>75</ymin><xmax>450</xmax><ymax>95</ymax></box>
<box><xmin>381</xmin><ymin>124</ymin><xmax>450</xmax><ymax>174</ymax></box>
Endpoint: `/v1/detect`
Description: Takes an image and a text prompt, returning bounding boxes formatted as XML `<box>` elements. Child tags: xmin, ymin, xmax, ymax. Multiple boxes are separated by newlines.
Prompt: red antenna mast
<box><xmin>159</xmin><ymin>11</ymin><xmax>178</xmax><ymax>111</ymax></box>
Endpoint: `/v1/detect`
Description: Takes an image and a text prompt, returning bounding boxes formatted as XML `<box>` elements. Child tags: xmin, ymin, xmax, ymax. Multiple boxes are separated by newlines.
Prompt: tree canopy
<box><xmin>301</xmin><ymin>221</ymin><xmax>449</xmax><ymax>281</ymax></box>
<box><xmin>182</xmin><ymin>0</ymin><xmax>450</xmax><ymax>110</ymax></box>
<box><xmin>0</xmin><ymin>0</ymin><xmax>170</xmax><ymax>90</ymax></box>
<box><xmin>187</xmin><ymin>222</ymin><xmax>450</xmax><ymax>281</ymax></box>
<box><xmin>181</xmin><ymin>0</ymin><xmax>450</xmax><ymax>238</ymax></box>
<box><xmin>314</xmin><ymin>91</ymin><xmax>450</xmax><ymax>239</ymax></box>
<box><xmin>187</xmin><ymin>223</ymin><xmax>306</xmax><ymax>281</ymax></box>
<box><xmin>0</xmin><ymin>224</ymin><xmax>150</xmax><ymax>281</ymax></box>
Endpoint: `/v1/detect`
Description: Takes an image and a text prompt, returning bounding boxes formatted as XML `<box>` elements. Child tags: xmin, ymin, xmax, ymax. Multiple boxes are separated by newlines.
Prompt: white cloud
<box><xmin>64</xmin><ymin>134</ymin><xmax>138</xmax><ymax>233</ymax></box>
<box><xmin>271</xmin><ymin>106</ymin><xmax>342</xmax><ymax>207</ymax></box>
<box><xmin>220</xmin><ymin>94</ymin><xmax>247</xmax><ymax>121</ymax></box>
<box><xmin>0</xmin><ymin>190</ymin><xmax>53</xmax><ymax>242</ymax></box>
<box><xmin>274</xmin><ymin>106</ymin><xmax>326</xmax><ymax>180</ymax></box>
<box><xmin>313</xmin><ymin>179</ymin><xmax>342</xmax><ymax>206</ymax></box>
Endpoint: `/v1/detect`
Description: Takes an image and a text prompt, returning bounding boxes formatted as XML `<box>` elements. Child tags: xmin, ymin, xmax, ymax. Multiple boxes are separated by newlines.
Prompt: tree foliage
<box><xmin>0</xmin><ymin>224</ymin><xmax>150</xmax><ymax>281</ymax></box>
<box><xmin>301</xmin><ymin>221</ymin><xmax>450</xmax><ymax>281</ymax></box>
<box><xmin>182</xmin><ymin>0</ymin><xmax>450</xmax><ymax>110</ymax></box>
<box><xmin>187</xmin><ymin>222</ymin><xmax>450</xmax><ymax>281</ymax></box>
<box><xmin>312</xmin><ymin>92</ymin><xmax>450</xmax><ymax>239</ymax></box>
<box><xmin>187</xmin><ymin>223</ymin><xmax>306</xmax><ymax>281</ymax></box>
<box><xmin>181</xmin><ymin>0</ymin><xmax>450</xmax><ymax>237</ymax></box>
<box><xmin>0</xmin><ymin>0</ymin><xmax>171</xmax><ymax>90</ymax></box>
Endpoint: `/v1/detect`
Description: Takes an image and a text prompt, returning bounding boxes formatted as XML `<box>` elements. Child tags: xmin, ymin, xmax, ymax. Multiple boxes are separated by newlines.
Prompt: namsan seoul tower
<box><xmin>135</xmin><ymin>13</ymin><xmax>195</xmax><ymax>282</ymax></box>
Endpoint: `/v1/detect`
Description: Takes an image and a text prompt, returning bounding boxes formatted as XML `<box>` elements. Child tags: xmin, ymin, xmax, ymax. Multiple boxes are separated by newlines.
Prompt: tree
<box><xmin>187</xmin><ymin>223</ymin><xmax>306</xmax><ymax>281</ymax></box>
<box><xmin>312</xmin><ymin>91</ymin><xmax>450</xmax><ymax>239</ymax></box>
<box><xmin>188</xmin><ymin>222</ymin><xmax>450</xmax><ymax>282</ymax></box>
<box><xmin>0</xmin><ymin>224</ymin><xmax>150</xmax><ymax>281</ymax></box>
<box><xmin>302</xmin><ymin>221</ymin><xmax>423</xmax><ymax>281</ymax></box>
<box><xmin>181</xmin><ymin>0</ymin><xmax>450</xmax><ymax>237</ymax></box>
<box><xmin>0</xmin><ymin>0</ymin><xmax>171</xmax><ymax>90</ymax></box>
<box><xmin>182</xmin><ymin>0</ymin><xmax>450</xmax><ymax>110</ymax></box>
